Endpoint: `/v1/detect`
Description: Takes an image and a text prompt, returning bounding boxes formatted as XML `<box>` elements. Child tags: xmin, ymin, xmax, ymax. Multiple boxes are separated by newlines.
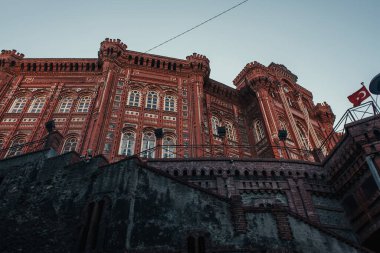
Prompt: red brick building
<box><xmin>1</xmin><ymin>38</ymin><xmax>380</xmax><ymax>252</ymax></box>
<box><xmin>0</xmin><ymin>38</ymin><xmax>335</xmax><ymax>161</ymax></box>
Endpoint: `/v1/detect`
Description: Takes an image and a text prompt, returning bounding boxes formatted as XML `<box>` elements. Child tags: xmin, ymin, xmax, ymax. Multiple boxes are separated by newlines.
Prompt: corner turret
<box><xmin>315</xmin><ymin>102</ymin><xmax>335</xmax><ymax>126</ymax></box>
<box><xmin>98</xmin><ymin>38</ymin><xmax>127</xmax><ymax>61</ymax></box>
<box><xmin>0</xmin><ymin>49</ymin><xmax>24</xmax><ymax>72</ymax></box>
<box><xmin>186</xmin><ymin>53</ymin><xmax>210</xmax><ymax>77</ymax></box>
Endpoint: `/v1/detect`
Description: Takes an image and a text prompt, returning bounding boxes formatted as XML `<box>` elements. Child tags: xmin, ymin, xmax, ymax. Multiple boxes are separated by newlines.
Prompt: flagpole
<box><xmin>361</xmin><ymin>82</ymin><xmax>380</xmax><ymax>112</ymax></box>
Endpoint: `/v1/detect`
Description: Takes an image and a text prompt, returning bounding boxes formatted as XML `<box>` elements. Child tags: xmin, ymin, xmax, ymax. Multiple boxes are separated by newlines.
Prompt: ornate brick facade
<box><xmin>0</xmin><ymin>39</ymin><xmax>335</xmax><ymax>162</ymax></box>
<box><xmin>1</xmin><ymin>39</ymin><xmax>379</xmax><ymax>252</ymax></box>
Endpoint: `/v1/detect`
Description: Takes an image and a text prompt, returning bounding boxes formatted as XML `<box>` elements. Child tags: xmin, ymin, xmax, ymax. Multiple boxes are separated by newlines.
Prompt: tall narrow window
<box><xmin>211</xmin><ymin>116</ymin><xmax>220</xmax><ymax>135</ymax></box>
<box><xmin>254</xmin><ymin>120</ymin><xmax>265</xmax><ymax>142</ymax></box>
<box><xmin>141</xmin><ymin>131</ymin><xmax>156</xmax><ymax>158</ymax></box>
<box><xmin>297</xmin><ymin>124</ymin><xmax>310</xmax><ymax>150</ymax></box>
<box><xmin>62</xmin><ymin>137</ymin><xmax>77</xmax><ymax>153</ymax></box>
<box><xmin>164</xmin><ymin>95</ymin><xmax>176</xmax><ymax>111</ymax></box>
<box><xmin>77</xmin><ymin>96</ymin><xmax>91</xmax><ymax>112</ymax></box>
<box><xmin>225</xmin><ymin>122</ymin><xmax>236</xmax><ymax>141</ymax></box>
<box><xmin>6</xmin><ymin>137</ymin><xmax>26</xmax><ymax>157</ymax></box>
<box><xmin>59</xmin><ymin>97</ymin><xmax>73</xmax><ymax>113</ymax></box>
<box><xmin>119</xmin><ymin>131</ymin><xmax>135</xmax><ymax>156</ymax></box>
<box><xmin>128</xmin><ymin>90</ymin><xmax>140</xmax><ymax>107</ymax></box>
<box><xmin>0</xmin><ymin>138</ymin><xmax>4</xmax><ymax>149</ymax></box>
<box><xmin>146</xmin><ymin>91</ymin><xmax>158</xmax><ymax>109</ymax></box>
<box><xmin>28</xmin><ymin>97</ymin><xmax>46</xmax><ymax>113</ymax></box>
<box><xmin>162</xmin><ymin>136</ymin><xmax>176</xmax><ymax>158</ymax></box>
<box><xmin>9</xmin><ymin>97</ymin><xmax>27</xmax><ymax>113</ymax></box>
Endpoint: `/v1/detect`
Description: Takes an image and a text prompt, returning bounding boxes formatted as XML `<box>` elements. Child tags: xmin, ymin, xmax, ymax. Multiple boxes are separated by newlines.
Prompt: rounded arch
<box><xmin>128</xmin><ymin>83</ymin><xmax>144</xmax><ymax>90</ymax></box>
<box><xmin>119</xmin><ymin>130</ymin><xmax>136</xmax><ymax>156</ymax></box>
<box><xmin>77</xmin><ymin>90</ymin><xmax>94</xmax><ymax>98</ymax></box>
<box><xmin>76</xmin><ymin>96</ymin><xmax>92</xmax><ymax>113</ymax></box>
<box><xmin>28</xmin><ymin>96</ymin><xmax>46</xmax><ymax>113</ymax></box>
<box><xmin>58</xmin><ymin>90</ymin><xmax>77</xmax><ymax>100</ymax></box>
<box><xmin>163</xmin><ymin>93</ymin><xmax>177</xmax><ymax>112</ymax></box>
<box><xmin>31</xmin><ymin>89</ymin><xmax>49</xmax><ymax>98</ymax></box>
<box><xmin>296</xmin><ymin>121</ymin><xmax>310</xmax><ymax>150</ymax></box>
<box><xmin>162</xmin><ymin>134</ymin><xmax>176</xmax><ymax>158</ymax></box>
<box><xmin>211</xmin><ymin>115</ymin><xmax>221</xmax><ymax>135</ymax></box>
<box><xmin>12</xmin><ymin>90</ymin><xmax>32</xmax><ymax>98</ymax></box>
<box><xmin>253</xmin><ymin>119</ymin><xmax>266</xmax><ymax>142</ymax></box>
<box><xmin>141</xmin><ymin>129</ymin><xmax>156</xmax><ymax>158</ymax></box>
<box><xmin>127</xmin><ymin>89</ymin><xmax>141</xmax><ymax>107</ymax></box>
<box><xmin>224</xmin><ymin>120</ymin><xmax>237</xmax><ymax>141</ymax></box>
<box><xmin>62</xmin><ymin>134</ymin><xmax>79</xmax><ymax>154</ymax></box>
<box><xmin>8</xmin><ymin>96</ymin><xmax>28</xmax><ymax>113</ymax></box>
<box><xmin>6</xmin><ymin>135</ymin><xmax>27</xmax><ymax>157</ymax></box>
<box><xmin>145</xmin><ymin>90</ymin><xmax>159</xmax><ymax>110</ymax></box>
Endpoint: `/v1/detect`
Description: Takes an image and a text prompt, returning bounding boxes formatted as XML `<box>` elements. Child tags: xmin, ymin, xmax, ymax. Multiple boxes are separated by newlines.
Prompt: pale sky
<box><xmin>1</xmin><ymin>0</ymin><xmax>379</xmax><ymax>120</ymax></box>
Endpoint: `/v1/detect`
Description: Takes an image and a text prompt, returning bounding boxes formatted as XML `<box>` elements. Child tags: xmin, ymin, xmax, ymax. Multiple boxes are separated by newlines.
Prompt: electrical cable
<box><xmin>144</xmin><ymin>0</ymin><xmax>249</xmax><ymax>53</ymax></box>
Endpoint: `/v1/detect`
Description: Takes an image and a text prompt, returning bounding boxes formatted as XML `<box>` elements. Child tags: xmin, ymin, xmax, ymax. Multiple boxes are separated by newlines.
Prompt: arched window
<box><xmin>162</xmin><ymin>136</ymin><xmax>176</xmax><ymax>158</ymax></box>
<box><xmin>141</xmin><ymin>131</ymin><xmax>156</xmax><ymax>158</ymax></box>
<box><xmin>297</xmin><ymin>123</ymin><xmax>310</xmax><ymax>149</ymax></box>
<box><xmin>77</xmin><ymin>96</ymin><xmax>91</xmax><ymax>112</ymax></box>
<box><xmin>6</xmin><ymin>137</ymin><xmax>26</xmax><ymax>157</ymax></box>
<box><xmin>119</xmin><ymin>131</ymin><xmax>135</xmax><ymax>156</ymax></box>
<box><xmin>128</xmin><ymin>90</ymin><xmax>140</xmax><ymax>107</ymax></box>
<box><xmin>225</xmin><ymin>122</ymin><xmax>236</xmax><ymax>141</ymax></box>
<box><xmin>28</xmin><ymin>97</ymin><xmax>46</xmax><ymax>113</ymax></box>
<box><xmin>254</xmin><ymin>120</ymin><xmax>265</xmax><ymax>142</ymax></box>
<box><xmin>164</xmin><ymin>95</ymin><xmax>176</xmax><ymax>111</ymax></box>
<box><xmin>62</xmin><ymin>137</ymin><xmax>77</xmax><ymax>153</ymax></box>
<box><xmin>211</xmin><ymin>116</ymin><xmax>220</xmax><ymax>135</ymax></box>
<box><xmin>9</xmin><ymin>97</ymin><xmax>27</xmax><ymax>113</ymax></box>
<box><xmin>58</xmin><ymin>97</ymin><xmax>73</xmax><ymax>113</ymax></box>
<box><xmin>146</xmin><ymin>91</ymin><xmax>158</xmax><ymax>109</ymax></box>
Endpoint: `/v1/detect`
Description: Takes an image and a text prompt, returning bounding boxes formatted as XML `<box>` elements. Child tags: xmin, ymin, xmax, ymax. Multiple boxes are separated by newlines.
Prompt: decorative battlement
<box><xmin>268</xmin><ymin>63</ymin><xmax>298</xmax><ymax>83</ymax></box>
<box><xmin>19</xmin><ymin>59</ymin><xmax>101</xmax><ymax>73</ymax></box>
<box><xmin>0</xmin><ymin>49</ymin><xmax>25</xmax><ymax>71</ymax></box>
<box><xmin>0</xmin><ymin>49</ymin><xmax>25</xmax><ymax>59</ymax></box>
<box><xmin>186</xmin><ymin>53</ymin><xmax>210</xmax><ymax>76</ymax></box>
<box><xmin>315</xmin><ymin>102</ymin><xmax>335</xmax><ymax>124</ymax></box>
<box><xmin>233</xmin><ymin>61</ymin><xmax>267</xmax><ymax>87</ymax></box>
<box><xmin>98</xmin><ymin>38</ymin><xmax>128</xmax><ymax>60</ymax></box>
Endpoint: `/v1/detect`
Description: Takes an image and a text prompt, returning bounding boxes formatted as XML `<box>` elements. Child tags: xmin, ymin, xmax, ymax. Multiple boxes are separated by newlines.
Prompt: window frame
<box><xmin>28</xmin><ymin>97</ymin><xmax>46</xmax><ymax>113</ymax></box>
<box><xmin>62</xmin><ymin>137</ymin><xmax>78</xmax><ymax>153</ymax></box>
<box><xmin>128</xmin><ymin>90</ymin><xmax>141</xmax><ymax>107</ymax></box>
<box><xmin>77</xmin><ymin>96</ymin><xmax>92</xmax><ymax>113</ymax></box>
<box><xmin>58</xmin><ymin>97</ymin><xmax>74</xmax><ymax>113</ymax></box>
<box><xmin>164</xmin><ymin>95</ymin><xmax>176</xmax><ymax>112</ymax></box>
<box><xmin>162</xmin><ymin>136</ymin><xmax>176</xmax><ymax>158</ymax></box>
<box><xmin>6</xmin><ymin>137</ymin><xmax>26</xmax><ymax>157</ymax></box>
<box><xmin>9</xmin><ymin>97</ymin><xmax>27</xmax><ymax>113</ymax></box>
<box><xmin>141</xmin><ymin>131</ymin><xmax>156</xmax><ymax>158</ymax></box>
<box><xmin>146</xmin><ymin>91</ymin><xmax>159</xmax><ymax>110</ymax></box>
<box><xmin>119</xmin><ymin>131</ymin><xmax>136</xmax><ymax>156</ymax></box>
<box><xmin>254</xmin><ymin>120</ymin><xmax>266</xmax><ymax>142</ymax></box>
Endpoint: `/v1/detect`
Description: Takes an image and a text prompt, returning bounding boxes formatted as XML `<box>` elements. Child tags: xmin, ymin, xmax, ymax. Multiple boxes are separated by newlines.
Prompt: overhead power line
<box><xmin>144</xmin><ymin>0</ymin><xmax>249</xmax><ymax>53</ymax></box>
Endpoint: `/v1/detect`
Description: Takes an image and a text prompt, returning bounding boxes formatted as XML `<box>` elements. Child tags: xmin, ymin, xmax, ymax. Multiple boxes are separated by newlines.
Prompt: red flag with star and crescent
<box><xmin>347</xmin><ymin>86</ymin><xmax>370</xmax><ymax>107</ymax></box>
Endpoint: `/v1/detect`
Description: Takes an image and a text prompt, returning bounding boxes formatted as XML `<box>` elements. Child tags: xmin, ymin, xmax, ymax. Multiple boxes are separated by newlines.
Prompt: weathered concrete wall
<box><xmin>94</xmin><ymin>160</ymin><xmax>237</xmax><ymax>252</ymax></box>
<box><xmin>288</xmin><ymin>216</ymin><xmax>361</xmax><ymax>253</ymax></box>
<box><xmin>0</xmin><ymin>151</ymin><xmax>369</xmax><ymax>253</ymax></box>
<box><xmin>0</xmin><ymin>151</ymin><xmax>109</xmax><ymax>253</ymax></box>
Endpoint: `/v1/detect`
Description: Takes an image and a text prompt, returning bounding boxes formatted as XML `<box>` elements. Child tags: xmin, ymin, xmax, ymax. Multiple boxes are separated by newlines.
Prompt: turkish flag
<box><xmin>347</xmin><ymin>86</ymin><xmax>370</xmax><ymax>107</ymax></box>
